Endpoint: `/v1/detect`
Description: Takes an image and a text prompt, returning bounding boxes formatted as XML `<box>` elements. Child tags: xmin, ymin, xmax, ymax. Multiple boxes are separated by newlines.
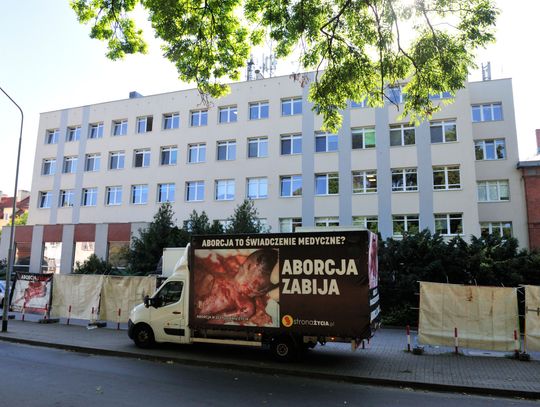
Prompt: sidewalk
<box><xmin>0</xmin><ymin>317</ymin><xmax>539</xmax><ymax>400</ymax></box>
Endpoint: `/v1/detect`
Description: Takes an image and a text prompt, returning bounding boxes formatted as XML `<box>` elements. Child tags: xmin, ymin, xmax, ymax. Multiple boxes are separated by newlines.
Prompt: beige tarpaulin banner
<box><xmin>525</xmin><ymin>285</ymin><xmax>540</xmax><ymax>352</ymax></box>
<box><xmin>418</xmin><ymin>282</ymin><xmax>518</xmax><ymax>351</ymax></box>
<box><xmin>100</xmin><ymin>276</ymin><xmax>157</xmax><ymax>322</ymax></box>
<box><xmin>51</xmin><ymin>275</ymin><xmax>105</xmax><ymax>320</ymax></box>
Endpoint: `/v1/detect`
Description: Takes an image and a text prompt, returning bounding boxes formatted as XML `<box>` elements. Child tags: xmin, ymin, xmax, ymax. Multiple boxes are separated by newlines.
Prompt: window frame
<box><xmin>62</xmin><ymin>156</ymin><xmax>78</xmax><ymax>174</ymax></box>
<box><xmin>391</xmin><ymin>168</ymin><xmax>418</xmax><ymax>192</ymax></box>
<box><xmin>279</xmin><ymin>218</ymin><xmax>302</xmax><ymax>233</ymax></box>
<box><xmin>112</xmin><ymin>119</ymin><xmax>128</xmax><ymax>136</ymax></box>
<box><xmin>246</xmin><ymin>177</ymin><xmax>268</xmax><ymax>199</ymax></box>
<box><xmin>109</xmin><ymin>151</ymin><xmax>125</xmax><ymax>170</ymax></box>
<box><xmin>480</xmin><ymin>221</ymin><xmax>512</xmax><ymax>238</ymax></box>
<box><xmin>88</xmin><ymin>123</ymin><xmax>104</xmax><ymax>139</ymax></box>
<box><xmin>315</xmin><ymin>172</ymin><xmax>339</xmax><ymax>196</ymax></box>
<box><xmin>281</xmin><ymin>97</ymin><xmax>302</xmax><ymax>116</ymax></box>
<box><xmin>38</xmin><ymin>191</ymin><xmax>52</xmax><ymax>209</ymax></box>
<box><xmin>248</xmin><ymin>137</ymin><xmax>268</xmax><ymax>158</ymax></box>
<box><xmin>435</xmin><ymin>213</ymin><xmax>463</xmax><ymax>236</ymax></box>
<box><xmin>352</xmin><ymin>170</ymin><xmax>377</xmax><ymax>194</ymax></box>
<box><xmin>131</xmin><ymin>184</ymin><xmax>149</xmax><ymax>205</ymax></box>
<box><xmin>432</xmin><ymin>165</ymin><xmax>461</xmax><ymax>190</ymax></box>
<box><xmin>315</xmin><ymin>132</ymin><xmax>338</xmax><ymax>153</ymax></box>
<box><xmin>471</xmin><ymin>103</ymin><xmax>503</xmax><ymax>122</ymax></box>
<box><xmin>249</xmin><ymin>101</ymin><xmax>269</xmax><ymax>120</ymax></box>
<box><xmin>190</xmin><ymin>109</ymin><xmax>208</xmax><ymax>127</ymax></box>
<box><xmin>477</xmin><ymin>180</ymin><xmax>510</xmax><ymax>202</ymax></box>
<box><xmin>163</xmin><ymin>113</ymin><xmax>180</xmax><ymax>130</ymax></box>
<box><xmin>352</xmin><ymin>216</ymin><xmax>378</xmax><ymax>233</ymax></box>
<box><xmin>217</xmin><ymin>140</ymin><xmax>236</xmax><ymax>161</ymax></box>
<box><xmin>215</xmin><ymin>179</ymin><xmax>235</xmax><ymax>201</ymax></box>
<box><xmin>66</xmin><ymin>126</ymin><xmax>81</xmax><ymax>142</ymax></box>
<box><xmin>280</xmin><ymin>175</ymin><xmax>303</xmax><ymax>197</ymax></box>
<box><xmin>280</xmin><ymin>134</ymin><xmax>302</xmax><ymax>155</ymax></box>
<box><xmin>42</xmin><ymin>158</ymin><xmax>56</xmax><ymax>176</ymax></box>
<box><xmin>392</xmin><ymin>214</ymin><xmax>420</xmax><ymax>236</ymax></box>
<box><xmin>45</xmin><ymin>129</ymin><xmax>59</xmax><ymax>145</ymax></box>
<box><xmin>352</xmin><ymin>127</ymin><xmax>376</xmax><ymax>149</ymax></box>
<box><xmin>315</xmin><ymin>217</ymin><xmax>340</xmax><ymax>227</ymax></box>
<box><xmin>160</xmin><ymin>146</ymin><xmax>178</xmax><ymax>166</ymax></box>
<box><xmin>157</xmin><ymin>183</ymin><xmax>175</xmax><ymax>203</ymax></box>
<box><xmin>188</xmin><ymin>143</ymin><xmax>206</xmax><ymax>164</ymax></box>
<box><xmin>106</xmin><ymin>186</ymin><xmax>123</xmax><ymax>206</ymax></box>
<box><xmin>186</xmin><ymin>181</ymin><xmax>205</xmax><ymax>202</ymax></box>
<box><xmin>59</xmin><ymin>189</ymin><xmax>75</xmax><ymax>208</ymax></box>
<box><xmin>82</xmin><ymin>187</ymin><xmax>98</xmax><ymax>207</ymax></box>
<box><xmin>133</xmin><ymin>149</ymin><xmax>151</xmax><ymax>168</ymax></box>
<box><xmin>474</xmin><ymin>139</ymin><xmax>506</xmax><ymax>161</ymax></box>
<box><xmin>136</xmin><ymin>116</ymin><xmax>153</xmax><ymax>134</ymax></box>
<box><xmin>430</xmin><ymin>120</ymin><xmax>457</xmax><ymax>143</ymax></box>
<box><xmin>219</xmin><ymin>106</ymin><xmax>238</xmax><ymax>123</ymax></box>
<box><xmin>390</xmin><ymin>124</ymin><xmax>415</xmax><ymax>146</ymax></box>
<box><xmin>84</xmin><ymin>153</ymin><xmax>101</xmax><ymax>172</ymax></box>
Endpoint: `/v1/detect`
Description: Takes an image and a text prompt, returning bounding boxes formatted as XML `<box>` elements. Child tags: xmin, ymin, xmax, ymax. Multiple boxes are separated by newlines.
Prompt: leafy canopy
<box><xmin>71</xmin><ymin>0</ymin><xmax>498</xmax><ymax>130</ymax></box>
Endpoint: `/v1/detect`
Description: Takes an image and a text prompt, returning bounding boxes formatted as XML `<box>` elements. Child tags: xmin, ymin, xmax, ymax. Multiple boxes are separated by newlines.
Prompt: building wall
<box><xmin>5</xmin><ymin>74</ymin><xmax>527</xmax><ymax>273</ymax></box>
<box><xmin>521</xmin><ymin>166</ymin><xmax>540</xmax><ymax>249</ymax></box>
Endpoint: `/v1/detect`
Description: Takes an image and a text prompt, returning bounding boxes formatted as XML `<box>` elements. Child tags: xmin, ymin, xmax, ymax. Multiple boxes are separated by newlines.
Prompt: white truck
<box><xmin>128</xmin><ymin>230</ymin><xmax>380</xmax><ymax>360</ymax></box>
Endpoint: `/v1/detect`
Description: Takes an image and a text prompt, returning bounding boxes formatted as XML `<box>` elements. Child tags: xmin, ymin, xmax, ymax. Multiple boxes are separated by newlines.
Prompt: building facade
<box><xmin>0</xmin><ymin>74</ymin><xmax>528</xmax><ymax>273</ymax></box>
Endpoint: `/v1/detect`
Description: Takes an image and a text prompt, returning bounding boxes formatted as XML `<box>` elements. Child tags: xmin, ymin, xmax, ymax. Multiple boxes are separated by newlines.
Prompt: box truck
<box><xmin>128</xmin><ymin>230</ymin><xmax>380</xmax><ymax>360</ymax></box>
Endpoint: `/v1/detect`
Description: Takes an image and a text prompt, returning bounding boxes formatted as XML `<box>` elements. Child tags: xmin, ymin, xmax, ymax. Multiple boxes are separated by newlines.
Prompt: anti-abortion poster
<box><xmin>11</xmin><ymin>272</ymin><xmax>53</xmax><ymax>314</ymax></box>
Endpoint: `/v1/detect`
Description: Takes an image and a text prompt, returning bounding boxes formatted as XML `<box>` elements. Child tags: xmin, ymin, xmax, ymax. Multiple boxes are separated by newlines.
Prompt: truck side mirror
<box><xmin>143</xmin><ymin>295</ymin><xmax>150</xmax><ymax>308</ymax></box>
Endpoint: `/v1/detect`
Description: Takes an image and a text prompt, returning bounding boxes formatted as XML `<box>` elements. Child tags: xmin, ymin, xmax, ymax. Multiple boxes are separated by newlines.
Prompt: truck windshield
<box><xmin>155</xmin><ymin>281</ymin><xmax>184</xmax><ymax>307</ymax></box>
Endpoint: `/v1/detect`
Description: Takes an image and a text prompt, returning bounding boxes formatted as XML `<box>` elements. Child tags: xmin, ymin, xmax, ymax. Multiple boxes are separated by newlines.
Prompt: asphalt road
<box><xmin>0</xmin><ymin>342</ymin><xmax>537</xmax><ymax>407</ymax></box>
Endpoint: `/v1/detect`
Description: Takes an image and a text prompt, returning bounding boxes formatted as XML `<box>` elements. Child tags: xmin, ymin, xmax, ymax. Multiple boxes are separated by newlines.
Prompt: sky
<box><xmin>0</xmin><ymin>0</ymin><xmax>538</xmax><ymax>196</ymax></box>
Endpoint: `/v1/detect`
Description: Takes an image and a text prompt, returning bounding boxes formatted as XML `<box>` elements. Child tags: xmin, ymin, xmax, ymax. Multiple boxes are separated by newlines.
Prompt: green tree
<box><xmin>71</xmin><ymin>0</ymin><xmax>497</xmax><ymax>130</ymax></box>
<box><xmin>73</xmin><ymin>254</ymin><xmax>127</xmax><ymax>275</ymax></box>
<box><xmin>182</xmin><ymin>210</ymin><xmax>224</xmax><ymax>235</ymax></box>
<box><xmin>127</xmin><ymin>203</ymin><xmax>188</xmax><ymax>275</ymax></box>
<box><xmin>14</xmin><ymin>212</ymin><xmax>28</xmax><ymax>226</ymax></box>
<box><xmin>225</xmin><ymin>199</ymin><xmax>266</xmax><ymax>234</ymax></box>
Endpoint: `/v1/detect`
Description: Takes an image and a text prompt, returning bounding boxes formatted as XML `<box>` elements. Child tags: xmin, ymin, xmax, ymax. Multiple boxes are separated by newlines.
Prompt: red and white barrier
<box><xmin>117</xmin><ymin>308</ymin><xmax>121</xmax><ymax>330</ymax></box>
<box><xmin>67</xmin><ymin>305</ymin><xmax>72</xmax><ymax>325</ymax></box>
<box><xmin>406</xmin><ymin>325</ymin><xmax>411</xmax><ymax>352</ymax></box>
<box><xmin>454</xmin><ymin>327</ymin><xmax>459</xmax><ymax>354</ymax></box>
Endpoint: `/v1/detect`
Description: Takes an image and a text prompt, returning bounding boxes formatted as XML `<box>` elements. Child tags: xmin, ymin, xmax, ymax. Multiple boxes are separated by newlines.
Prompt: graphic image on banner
<box><xmin>11</xmin><ymin>272</ymin><xmax>53</xmax><ymax>314</ymax></box>
<box><xmin>418</xmin><ymin>282</ymin><xmax>518</xmax><ymax>351</ymax></box>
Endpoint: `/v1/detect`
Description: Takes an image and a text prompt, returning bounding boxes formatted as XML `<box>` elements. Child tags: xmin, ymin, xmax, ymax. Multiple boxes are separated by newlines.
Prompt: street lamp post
<box><xmin>0</xmin><ymin>85</ymin><xmax>23</xmax><ymax>332</ymax></box>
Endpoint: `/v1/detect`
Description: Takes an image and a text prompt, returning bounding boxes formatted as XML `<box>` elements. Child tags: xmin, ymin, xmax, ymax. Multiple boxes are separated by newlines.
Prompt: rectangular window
<box><xmin>163</xmin><ymin>113</ymin><xmax>180</xmax><ymax>130</ymax></box>
<box><xmin>387</xmin><ymin>85</ymin><xmax>405</xmax><ymax>104</ymax></box>
<box><xmin>106</xmin><ymin>186</ymin><xmax>122</xmax><ymax>206</ymax></box>
<box><xmin>46</xmin><ymin>129</ymin><xmax>59</xmax><ymax>144</ymax></box>
<box><xmin>249</xmin><ymin>101</ymin><xmax>269</xmax><ymax>120</ymax></box>
<box><xmin>66</xmin><ymin>126</ymin><xmax>81</xmax><ymax>142</ymax></box>
<box><xmin>281</xmin><ymin>97</ymin><xmax>302</xmax><ymax>116</ymax></box>
<box><xmin>59</xmin><ymin>189</ymin><xmax>75</xmax><ymax>207</ymax></box>
<box><xmin>38</xmin><ymin>191</ymin><xmax>52</xmax><ymax>209</ymax></box>
<box><xmin>62</xmin><ymin>156</ymin><xmax>78</xmax><ymax>174</ymax></box>
<box><xmin>435</xmin><ymin>213</ymin><xmax>463</xmax><ymax>236</ymax></box>
<box><xmin>315</xmin><ymin>217</ymin><xmax>339</xmax><ymax>227</ymax></box>
<box><xmin>280</xmin><ymin>175</ymin><xmax>302</xmax><ymax>197</ymax></box>
<box><xmin>281</xmin><ymin>134</ymin><xmax>302</xmax><ymax>155</ymax></box>
<box><xmin>217</xmin><ymin>140</ymin><xmax>236</xmax><ymax>161</ymax></box>
<box><xmin>158</xmin><ymin>183</ymin><xmax>175</xmax><ymax>203</ymax></box>
<box><xmin>73</xmin><ymin>241</ymin><xmax>95</xmax><ymax>270</ymax></box>
<box><xmin>480</xmin><ymin>222</ymin><xmax>512</xmax><ymax>238</ymax></box>
<box><xmin>247</xmin><ymin>177</ymin><xmax>268</xmax><ymax>199</ymax></box>
<box><xmin>108</xmin><ymin>242</ymin><xmax>129</xmax><ymax>269</ymax></box>
<box><xmin>42</xmin><ymin>159</ymin><xmax>56</xmax><ymax>175</ymax></box>
<box><xmin>390</xmin><ymin>124</ymin><xmax>415</xmax><ymax>146</ymax></box>
<box><xmin>219</xmin><ymin>106</ymin><xmax>238</xmax><ymax>123</ymax></box>
<box><xmin>477</xmin><ymin>180</ymin><xmax>510</xmax><ymax>202</ymax></box>
<box><xmin>352</xmin><ymin>127</ymin><xmax>376</xmax><ymax>149</ymax></box>
<box><xmin>352</xmin><ymin>216</ymin><xmax>378</xmax><ymax>233</ymax></box>
<box><xmin>84</xmin><ymin>154</ymin><xmax>101</xmax><ymax>172</ymax></box>
<box><xmin>186</xmin><ymin>181</ymin><xmax>205</xmax><ymax>202</ymax></box>
<box><xmin>351</xmin><ymin>98</ymin><xmax>368</xmax><ymax>108</ymax></box>
<box><xmin>136</xmin><ymin>116</ymin><xmax>153</xmax><ymax>133</ymax></box>
<box><xmin>82</xmin><ymin>188</ymin><xmax>98</xmax><ymax>207</ymax></box>
<box><xmin>248</xmin><ymin>137</ymin><xmax>268</xmax><ymax>158</ymax></box>
<box><xmin>134</xmin><ymin>149</ymin><xmax>151</xmax><ymax>168</ymax></box>
<box><xmin>190</xmin><ymin>109</ymin><xmax>208</xmax><ymax>127</ymax></box>
<box><xmin>188</xmin><ymin>143</ymin><xmax>206</xmax><ymax>163</ymax></box>
<box><xmin>109</xmin><ymin>151</ymin><xmax>125</xmax><ymax>170</ymax></box>
<box><xmin>392</xmin><ymin>168</ymin><xmax>418</xmax><ymax>192</ymax></box>
<box><xmin>430</xmin><ymin>120</ymin><xmax>457</xmax><ymax>143</ymax></box>
<box><xmin>315</xmin><ymin>132</ymin><xmax>338</xmax><ymax>152</ymax></box>
<box><xmin>160</xmin><ymin>146</ymin><xmax>177</xmax><ymax>166</ymax></box>
<box><xmin>429</xmin><ymin>91</ymin><xmax>452</xmax><ymax>100</ymax></box>
<box><xmin>352</xmin><ymin>170</ymin><xmax>377</xmax><ymax>193</ymax></box>
<box><xmin>393</xmin><ymin>214</ymin><xmax>419</xmax><ymax>236</ymax></box>
<box><xmin>315</xmin><ymin>173</ymin><xmax>339</xmax><ymax>195</ymax></box>
<box><xmin>279</xmin><ymin>218</ymin><xmax>302</xmax><ymax>233</ymax></box>
<box><xmin>112</xmin><ymin>119</ymin><xmax>128</xmax><ymax>136</ymax></box>
<box><xmin>433</xmin><ymin>165</ymin><xmax>460</xmax><ymax>190</ymax></box>
<box><xmin>88</xmin><ymin>123</ymin><xmax>104</xmax><ymax>139</ymax></box>
<box><xmin>131</xmin><ymin>184</ymin><xmax>148</xmax><ymax>205</ymax></box>
<box><xmin>474</xmin><ymin>139</ymin><xmax>506</xmax><ymax>160</ymax></box>
<box><xmin>471</xmin><ymin>103</ymin><xmax>503</xmax><ymax>122</ymax></box>
<box><xmin>215</xmin><ymin>179</ymin><xmax>235</xmax><ymax>201</ymax></box>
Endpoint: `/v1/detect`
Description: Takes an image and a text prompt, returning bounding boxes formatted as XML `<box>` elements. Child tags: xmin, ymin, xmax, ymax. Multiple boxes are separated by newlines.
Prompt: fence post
<box><xmin>67</xmin><ymin>305</ymin><xmax>72</xmax><ymax>326</ymax></box>
<box><xmin>117</xmin><ymin>308</ymin><xmax>121</xmax><ymax>330</ymax></box>
<box><xmin>406</xmin><ymin>325</ymin><xmax>411</xmax><ymax>352</ymax></box>
<box><xmin>454</xmin><ymin>327</ymin><xmax>459</xmax><ymax>355</ymax></box>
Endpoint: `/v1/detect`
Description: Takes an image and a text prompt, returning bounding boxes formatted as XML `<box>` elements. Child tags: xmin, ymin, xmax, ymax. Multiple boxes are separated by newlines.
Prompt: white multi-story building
<box><xmin>0</xmin><ymin>74</ymin><xmax>527</xmax><ymax>273</ymax></box>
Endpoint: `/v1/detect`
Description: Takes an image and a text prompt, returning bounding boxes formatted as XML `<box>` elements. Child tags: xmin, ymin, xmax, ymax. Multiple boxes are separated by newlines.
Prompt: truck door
<box><xmin>149</xmin><ymin>280</ymin><xmax>187</xmax><ymax>343</ymax></box>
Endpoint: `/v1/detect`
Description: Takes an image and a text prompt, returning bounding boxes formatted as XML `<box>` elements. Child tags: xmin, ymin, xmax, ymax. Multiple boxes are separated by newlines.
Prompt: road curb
<box><xmin>0</xmin><ymin>334</ymin><xmax>538</xmax><ymax>400</ymax></box>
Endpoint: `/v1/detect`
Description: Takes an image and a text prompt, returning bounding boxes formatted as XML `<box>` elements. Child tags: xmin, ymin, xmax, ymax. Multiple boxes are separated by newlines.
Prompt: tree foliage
<box><xmin>71</xmin><ymin>0</ymin><xmax>498</xmax><ymax>130</ymax></box>
<box><xmin>225</xmin><ymin>199</ymin><xmax>266</xmax><ymax>234</ymax></box>
<box><xmin>73</xmin><ymin>254</ymin><xmax>128</xmax><ymax>275</ymax></box>
<box><xmin>378</xmin><ymin>230</ymin><xmax>540</xmax><ymax>326</ymax></box>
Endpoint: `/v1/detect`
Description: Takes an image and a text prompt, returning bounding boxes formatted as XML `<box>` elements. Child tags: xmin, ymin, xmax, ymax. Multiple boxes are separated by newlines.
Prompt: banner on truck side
<box><xmin>51</xmin><ymin>275</ymin><xmax>104</xmax><ymax>320</ymax></box>
<box><xmin>525</xmin><ymin>285</ymin><xmax>540</xmax><ymax>352</ymax></box>
<box><xmin>10</xmin><ymin>272</ymin><xmax>53</xmax><ymax>314</ymax></box>
<box><xmin>190</xmin><ymin>231</ymin><xmax>377</xmax><ymax>337</ymax></box>
<box><xmin>418</xmin><ymin>282</ymin><xmax>518</xmax><ymax>351</ymax></box>
<box><xmin>100</xmin><ymin>276</ymin><xmax>157</xmax><ymax>322</ymax></box>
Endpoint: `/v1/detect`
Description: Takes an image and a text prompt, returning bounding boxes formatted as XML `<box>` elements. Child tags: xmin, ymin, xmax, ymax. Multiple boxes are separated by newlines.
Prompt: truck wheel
<box><xmin>271</xmin><ymin>337</ymin><xmax>297</xmax><ymax>362</ymax></box>
<box><xmin>133</xmin><ymin>324</ymin><xmax>155</xmax><ymax>349</ymax></box>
